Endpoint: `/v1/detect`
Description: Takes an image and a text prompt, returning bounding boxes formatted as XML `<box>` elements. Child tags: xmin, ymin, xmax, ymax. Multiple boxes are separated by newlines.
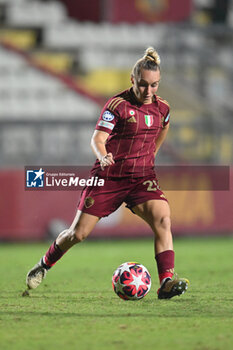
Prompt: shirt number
<box><xmin>143</xmin><ymin>180</ymin><xmax>159</xmax><ymax>191</ymax></box>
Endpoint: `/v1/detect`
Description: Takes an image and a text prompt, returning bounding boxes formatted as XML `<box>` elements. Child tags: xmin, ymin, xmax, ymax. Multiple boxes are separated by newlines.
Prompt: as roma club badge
<box><xmin>84</xmin><ymin>197</ymin><xmax>95</xmax><ymax>208</ymax></box>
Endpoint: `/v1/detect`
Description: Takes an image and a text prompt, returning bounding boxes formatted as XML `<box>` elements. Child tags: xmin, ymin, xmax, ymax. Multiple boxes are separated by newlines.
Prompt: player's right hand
<box><xmin>100</xmin><ymin>153</ymin><xmax>115</xmax><ymax>170</ymax></box>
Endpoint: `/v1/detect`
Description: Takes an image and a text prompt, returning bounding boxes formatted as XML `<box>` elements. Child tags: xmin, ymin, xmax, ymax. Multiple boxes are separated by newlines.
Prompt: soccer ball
<box><xmin>112</xmin><ymin>262</ymin><xmax>151</xmax><ymax>300</ymax></box>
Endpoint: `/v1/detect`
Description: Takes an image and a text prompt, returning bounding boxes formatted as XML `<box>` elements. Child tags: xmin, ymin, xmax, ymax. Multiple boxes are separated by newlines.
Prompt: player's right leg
<box><xmin>26</xmin><ymin>177</ymin><xmax>126</xmax><ymax>290</ymax></box>
<box><xmin>26</xmin><ymin>211</ymin><xmax>99</xmax><ymax>290</ymax></box>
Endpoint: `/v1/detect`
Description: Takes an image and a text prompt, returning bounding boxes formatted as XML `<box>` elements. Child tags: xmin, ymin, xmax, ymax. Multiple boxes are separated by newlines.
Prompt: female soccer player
<box><xmin>26</xmin><ymin>47</ymin><xmax>189</xmax><ymax>299</ymax></box>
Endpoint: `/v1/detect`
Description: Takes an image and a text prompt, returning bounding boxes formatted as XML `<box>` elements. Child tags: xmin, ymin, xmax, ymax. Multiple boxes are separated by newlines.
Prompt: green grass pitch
<box><xmin>0</xmin><ymin>236</ymin><xmax>233</xmax><ymax>350</ymax></box>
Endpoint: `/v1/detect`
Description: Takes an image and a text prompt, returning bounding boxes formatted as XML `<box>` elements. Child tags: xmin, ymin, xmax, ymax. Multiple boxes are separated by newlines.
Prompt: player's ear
<box><xmin>130</xmin><ymin>74</ymin><xmax>134</xmax><ymax>85</ymax></box>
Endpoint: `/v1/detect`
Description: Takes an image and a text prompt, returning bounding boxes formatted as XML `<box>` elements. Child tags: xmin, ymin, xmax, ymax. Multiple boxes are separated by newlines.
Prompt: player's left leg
<box><xmin>132</xmin><ymin>199</ymin><xmax>189</xmax><ymax>299</ymax></box>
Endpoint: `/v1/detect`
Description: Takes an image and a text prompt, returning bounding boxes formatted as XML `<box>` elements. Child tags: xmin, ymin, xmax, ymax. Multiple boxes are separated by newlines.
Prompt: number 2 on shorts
<box><xmin>143</xmin><ymin>180</ymin><xmax>159</xmax><ymax>191</ymax></box>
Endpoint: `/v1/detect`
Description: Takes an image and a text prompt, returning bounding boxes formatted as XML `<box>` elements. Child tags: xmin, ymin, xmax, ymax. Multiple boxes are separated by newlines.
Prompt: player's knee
<box><xmin>161</xmin><ymin>215</ymin><xmax>171</xmax><ymax>229</ymax></box>
<box><xmin>155</xmin><ymin>215</ymin><xmax>171</xmax><ymax>233</ymax></box>
<box><xmin>58</xmin><ymin>229</ymin><xmax>70</xmax><ymax>241</ymax></box>
<box><xmin>73</xmin><ymin>228</ymin><xmax>88</xmax><ymax>243</ymax></box>
<box><xmin>60</xmin><ymin>228</ymin><xmax>78</xmax><ymax>244</ymax></box>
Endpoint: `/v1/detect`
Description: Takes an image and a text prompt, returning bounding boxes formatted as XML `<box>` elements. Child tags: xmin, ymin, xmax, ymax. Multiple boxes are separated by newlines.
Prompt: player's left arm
<box><xmin>154</xmin><ymin>123</ymin><xmax>169</xmax><ymax>158</ymax></box>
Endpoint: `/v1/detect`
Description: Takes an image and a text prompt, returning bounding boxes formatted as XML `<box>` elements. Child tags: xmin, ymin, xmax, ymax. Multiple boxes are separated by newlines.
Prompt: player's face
<box><xmin>132</xmin><ymin>68</ymin><xmax>160</xmax><ymax>104</ymax></box>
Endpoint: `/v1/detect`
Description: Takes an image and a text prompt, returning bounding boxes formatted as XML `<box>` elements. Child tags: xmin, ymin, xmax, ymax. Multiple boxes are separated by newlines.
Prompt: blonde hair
<box><xmin>132</xmin><ymin>47</ymin><xmax>161</xmax><ymax>80</ymax></box>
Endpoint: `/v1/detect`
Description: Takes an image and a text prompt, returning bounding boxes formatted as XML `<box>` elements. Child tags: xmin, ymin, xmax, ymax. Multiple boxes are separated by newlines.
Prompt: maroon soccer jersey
<box><xmin>91</xmin><ymin>88</ymin><xmax>170</xmax><ymax>178</ymax></box>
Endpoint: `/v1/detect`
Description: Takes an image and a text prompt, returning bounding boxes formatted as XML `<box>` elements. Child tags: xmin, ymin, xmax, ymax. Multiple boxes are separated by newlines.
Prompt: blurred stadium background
<box><xmin>0</xmin><ymin>0</ymin><xmax>232</xmax><ymax>241</ymax></box>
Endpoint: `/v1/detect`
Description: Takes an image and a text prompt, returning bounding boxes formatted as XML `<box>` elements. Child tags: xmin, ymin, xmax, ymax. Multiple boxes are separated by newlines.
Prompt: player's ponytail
<box><xmin>131</xmin><ymin>46</ymin><xmax>161</xmax><ymax>80</ymax></box>
<box><xmin>143</xmin><ymin>47</ymin><xmax>161</xmax><ymax>66</ymax></box>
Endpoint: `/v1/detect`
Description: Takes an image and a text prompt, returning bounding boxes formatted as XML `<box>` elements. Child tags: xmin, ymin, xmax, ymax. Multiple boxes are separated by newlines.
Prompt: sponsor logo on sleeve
<box><xmin>165</xmin><ymin>113</ymin><xmax>170</xmax><ymax>123</ymax></box>
<box><xmin>98</xmin><ymin>120</ymin><xmax>114</xmax><ymax>130</ymax></box>
<box><xmin>102</xmin><ymin>110</ymin><xmax>115</xmax><ymax>122</ymax></box>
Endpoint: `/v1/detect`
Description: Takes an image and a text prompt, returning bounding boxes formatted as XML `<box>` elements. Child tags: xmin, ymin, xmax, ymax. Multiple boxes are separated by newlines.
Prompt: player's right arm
<box><xmin>91</xmin><ymin>96</ymin><xmax>121</xmax><ymax>170</ymax></box>
<box><xmin>91</xmin><ymin>130</ymin><xmax>115</xmax><ymax>170</ymax></box>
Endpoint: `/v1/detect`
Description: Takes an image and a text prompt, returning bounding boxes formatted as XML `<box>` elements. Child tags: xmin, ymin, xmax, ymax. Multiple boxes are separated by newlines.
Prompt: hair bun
<box><xmin>143</xmin><ymin>47</ymin><xmax>161</xmax><ymax>65</ymax></box>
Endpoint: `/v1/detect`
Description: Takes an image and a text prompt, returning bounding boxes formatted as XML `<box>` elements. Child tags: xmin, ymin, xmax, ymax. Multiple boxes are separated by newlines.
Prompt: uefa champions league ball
<box><xmin>112</xmin><ymin>262</ymin><xmax>151</xmax><ymax>300</ymax></box>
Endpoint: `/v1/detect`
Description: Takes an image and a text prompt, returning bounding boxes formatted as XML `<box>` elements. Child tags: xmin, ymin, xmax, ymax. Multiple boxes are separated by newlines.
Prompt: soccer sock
<box><xmin>41</xmin><ymin>241</ymin><xmax>67</xmax><ymax>269</ymax></box>
<box><xmin>155</xmin><ymin>250</ymin><xmax>174</xmax><ymax>285</ymax></box>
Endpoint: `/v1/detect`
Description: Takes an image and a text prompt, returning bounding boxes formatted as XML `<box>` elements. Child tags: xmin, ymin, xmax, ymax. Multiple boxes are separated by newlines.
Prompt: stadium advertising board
<box><xmin>0</xmin><ymin>166</ymin><xmax>232</xmax><ymax>240</ymax></box>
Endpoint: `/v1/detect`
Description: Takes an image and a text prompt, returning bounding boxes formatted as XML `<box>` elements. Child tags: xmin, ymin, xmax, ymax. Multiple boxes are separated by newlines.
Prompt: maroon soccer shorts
<box><xmin>77</xmin><ymin>175</ymin><xmax>167</xmax><ymax>217</ymax></box>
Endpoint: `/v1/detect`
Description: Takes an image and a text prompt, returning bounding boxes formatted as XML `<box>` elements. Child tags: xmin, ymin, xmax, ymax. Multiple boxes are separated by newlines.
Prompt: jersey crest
<box><xmin>144</xmin><ymin>115</ymin><xmax>153</xmax><ymax>127</ymax></box>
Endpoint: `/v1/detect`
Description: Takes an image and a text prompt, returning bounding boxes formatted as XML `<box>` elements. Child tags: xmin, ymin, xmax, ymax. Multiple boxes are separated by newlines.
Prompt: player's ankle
<box><xmin>159</xmin><ymin>272</ymin><xmax>173</xmax><ymax>285</ymax></box>
<box><xmin>41</xmin><ymin>257</ymin><xmax>51</xmax><ymax>270</ymax></box>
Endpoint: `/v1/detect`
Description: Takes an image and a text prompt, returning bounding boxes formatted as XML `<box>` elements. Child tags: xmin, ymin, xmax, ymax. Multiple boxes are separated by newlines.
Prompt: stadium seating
<box><xmin>7</xmin><ymin>0</ymin><xmax>66</xmax><ymax>26</ymax></box>
<box><xmin>0</xmin><ymin>0</ymin><xmax>232</xmax><ymax>166</ymax></box>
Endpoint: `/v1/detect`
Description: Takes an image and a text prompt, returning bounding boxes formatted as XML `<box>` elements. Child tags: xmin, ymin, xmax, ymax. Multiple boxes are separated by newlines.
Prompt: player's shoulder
<box><xmin>106</xmin><ymin>89</ymin><xmax>131</xmax><ymax>112</ymax></box>
<box><xmin>156</xmin><ymin>95</ymin><xmax>170</xmax><ymax>113</ymax></box>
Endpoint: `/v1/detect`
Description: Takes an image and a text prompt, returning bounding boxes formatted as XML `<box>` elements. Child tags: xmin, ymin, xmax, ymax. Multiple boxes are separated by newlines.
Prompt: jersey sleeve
<box><xmin>157</xmin><ymin>96</ymin><xmax>171</xmax><ymax>128</ymax></box>
<box><xmin>95</xmin><ymin>101</ymin><xmax>119</xmax><ymax>134</ymax></box>
<box><xmin>163</xmin><ymin>109</ymin><xmax>170</xmax><ymax>128</ymax></box>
